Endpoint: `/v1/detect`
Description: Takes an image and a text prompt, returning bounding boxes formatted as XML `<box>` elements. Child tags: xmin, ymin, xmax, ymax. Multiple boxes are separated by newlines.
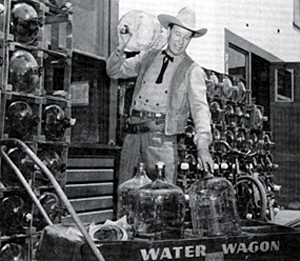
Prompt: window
<box><xmin>294</xmin><ymin>0</ymin><xmax>300</xmax><ymax>29</ymax></box>
<box><xmin>275</xmin><ymin>68</ymin><xmax>294</xmax><ymax>102</ymax></box>
<box><xmin>228</xmin><ymin>44</ymin><xmax>247</xmax><ymax>81</ymax></box>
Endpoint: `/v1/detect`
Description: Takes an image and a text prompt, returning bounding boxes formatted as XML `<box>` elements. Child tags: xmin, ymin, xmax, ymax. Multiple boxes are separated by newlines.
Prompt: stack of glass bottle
<box><xmin>134</xmin><ymin>162</ymin><xmax>186</xmax><ymax>240</ymax></box>
<box><xmin>189</xmin><ymin>176</ymin><xmax>242</xmax><ymax>237</ymax></box>
<box><xmin>117</xmin><ymin>162</ymin><xmax>152</xmax><ymax>230</ymax></box>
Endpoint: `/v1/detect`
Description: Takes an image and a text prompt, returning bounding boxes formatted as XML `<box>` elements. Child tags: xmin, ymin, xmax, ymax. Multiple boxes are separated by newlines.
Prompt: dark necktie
<box><xmin>155</xmin><ymin>50</ymin><xmax>174</xmax><ymax>84</ymax></box>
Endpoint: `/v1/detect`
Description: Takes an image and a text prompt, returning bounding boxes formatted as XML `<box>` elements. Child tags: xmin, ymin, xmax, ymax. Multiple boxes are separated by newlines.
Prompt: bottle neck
<box><xmin>135</xmin><ymin>163</ymin><xmax>147</xmax><ymax>178</ymax></box>
<box><xmin>156</xmin><ymin>162</ymin><xmax>166</xmax><ymax>181</ymax></box>
<box><xmin>157</xmin><ymin>169</ymin><xmax>164</xmax><ymax>180</ymax></box>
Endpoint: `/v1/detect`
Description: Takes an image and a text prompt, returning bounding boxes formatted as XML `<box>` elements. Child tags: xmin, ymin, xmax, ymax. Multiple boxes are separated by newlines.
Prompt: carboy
<box><xmin>134</xmin><ymin>162</ymin><xmax>186</xmax><ymax>240</ymax></box>
<box><xmin>117</xmin><ymin>162</ymin><xmax>151</xmax><ymax>227</ymax></box>
<box><xmin>189</xmin><ymin>175</ymin><xmax>241</xmax><ymax>237</ymax></box>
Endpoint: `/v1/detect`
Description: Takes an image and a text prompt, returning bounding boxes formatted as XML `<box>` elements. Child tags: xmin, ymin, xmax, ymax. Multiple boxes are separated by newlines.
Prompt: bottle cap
<box><xmin>138</xmin><ymin>162</ymin><xmax>146</xmax><ymax>168</ymax></box>
<box><xmin>180</xmin><ymin>162</ymin><xmax>189</xmax><ymax>170</ymax></box>
<box><xmin>221</xmin><ymin>162</ymin><xmax>229</xmax><ymax>169</ymax></box>
<box><xmin>156</xmin><ymin>162</ymin><xmax>165</xmax><ymax>169</ymax></box>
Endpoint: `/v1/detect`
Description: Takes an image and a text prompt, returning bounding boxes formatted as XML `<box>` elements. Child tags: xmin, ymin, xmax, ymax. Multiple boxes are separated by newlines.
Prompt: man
<box><xmin>106</xmin><ymin>7</ymin><xmax>213</xmax><ymax>184</ymax></box>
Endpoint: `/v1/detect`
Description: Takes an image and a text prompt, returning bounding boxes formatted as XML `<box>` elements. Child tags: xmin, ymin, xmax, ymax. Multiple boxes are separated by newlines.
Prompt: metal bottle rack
<box><xmin>0</xmin><ymin>139</ymin><xmax>105</xmax><ymax>261</ymax></box>
<box><xmin>0</xmin><ymin>1</ymin><xmax>74</xmax><ymax>260</ymax></box>
<box><xmin>177</xmin><ymin>69</ymin><xmax>280</xmax><ymax>223</ymax></box>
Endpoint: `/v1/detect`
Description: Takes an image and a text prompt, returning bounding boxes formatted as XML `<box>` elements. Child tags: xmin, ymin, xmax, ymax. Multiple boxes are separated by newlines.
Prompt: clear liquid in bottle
<box><xmin>134</xmin><ymin>162</ymin><xmax>186</xmax><ymax>240</ymax></box>
<box><xmin>117</xmin><ymin>162</ymin><xmax>151</xmax><ymax>229</ymax></box>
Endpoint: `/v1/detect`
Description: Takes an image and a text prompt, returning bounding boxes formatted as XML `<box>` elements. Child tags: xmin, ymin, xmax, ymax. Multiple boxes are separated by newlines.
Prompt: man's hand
<box><xmin>118</xmin><ymin>25</ymin><xmax>133</xmax><ymax>51</ymax></box>
<box><xmin>197</xmin><ymin>148</ymin><xmax>214</xmax><ymax>174</ymax></box>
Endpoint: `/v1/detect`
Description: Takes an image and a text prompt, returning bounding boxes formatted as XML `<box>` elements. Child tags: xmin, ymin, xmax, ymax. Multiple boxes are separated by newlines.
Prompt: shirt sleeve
<box><xmin>187</xmin><ymin>64</ymin><xmax>212</xmax><ymax>150</ymax></box>
<box><xmin>106</xmin><ymin>49</ymin><xmax>145</xmax><ymax>79</ymax></box>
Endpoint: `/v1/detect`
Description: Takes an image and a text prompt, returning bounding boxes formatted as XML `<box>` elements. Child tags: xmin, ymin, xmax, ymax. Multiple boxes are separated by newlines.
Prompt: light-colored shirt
<box><xmin>106</xmin><ymin>49</ymin><xmax>212</xmax><ymax>150</ymax></box>
<box><xmin>132</xmin><ymin>50</ymin><xmax>184</xmax><ymax>113</ymax></box>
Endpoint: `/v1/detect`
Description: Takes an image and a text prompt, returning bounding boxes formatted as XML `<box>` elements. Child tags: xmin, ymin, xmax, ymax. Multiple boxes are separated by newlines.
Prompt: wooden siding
<box><xmin>62</xmin><ymin>154</ymin><xmax>117</xmax><ymax>224</ymax></box>
<box><xmin>66</xmin><ymin>169</ymin><xmax>114</xmax><ymax>183</ymax></box>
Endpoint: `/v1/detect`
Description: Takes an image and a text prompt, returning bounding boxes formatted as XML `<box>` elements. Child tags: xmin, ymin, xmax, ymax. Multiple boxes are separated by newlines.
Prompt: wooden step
<box><xmin>64</xmin><ymin>183</ymin><xmax>113</xmax><ymax>198</ymax></box>
<box><xmin>61</xmin><ymin>209</ymin><xmax>113</xmax><ymax>224</ymax></box>
<box><xmin>66</xmin><ymin>169</ymin><xmax>114</xmax><ymax>183</ymax></box>
<box><xmin>68</xmin><ymin>196</ymin><xmax>114</xmax><ymax>212</ymax></box>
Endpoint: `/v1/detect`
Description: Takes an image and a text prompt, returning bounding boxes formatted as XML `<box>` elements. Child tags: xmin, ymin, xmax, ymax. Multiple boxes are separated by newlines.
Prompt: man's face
<box><xmin>167</xmin><ymin>24</ymin><xmax>193</xmax><ymax>56</ymax></box>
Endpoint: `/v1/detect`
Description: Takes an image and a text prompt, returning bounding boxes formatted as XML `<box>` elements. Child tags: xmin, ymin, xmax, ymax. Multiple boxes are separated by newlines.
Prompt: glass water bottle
<box><xmin>189</xmin><ymin>176</ymin><xmax>241</xmax><ymax>237</ymax></box>
<box><xmin>117</xmin><ymin>162</ymin><xmax>151</xmax><ymax>227</ymax></box>
<box><xmin>134</xmin><ymin>162</ymin><xmax>186</xmax><ymax>240</ymax></box>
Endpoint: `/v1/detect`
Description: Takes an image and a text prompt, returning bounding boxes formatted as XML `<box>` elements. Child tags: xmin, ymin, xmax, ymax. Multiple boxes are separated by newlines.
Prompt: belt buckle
<box><xmin>154</xmin><ymin>113</ymin><xmax>162</xmax><ymax>119</ymax></box>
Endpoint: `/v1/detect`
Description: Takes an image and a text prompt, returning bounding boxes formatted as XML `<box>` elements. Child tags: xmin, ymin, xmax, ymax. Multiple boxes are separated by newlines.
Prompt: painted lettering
<box><xmin>160</xmin><ymin>248</ymin><xmax>172</xmax><ymax>259</ymax></box>
<box><xmin>237</xmin><ymin>243</ymin><xmax>247</xmax><ymax>253</ymax></box>
<box><xmin>140</xmin><ymin>244</ymin><xmax>206</xmax><ymax>260</ymax></box>
<box><xmin>185</xmin><ymin>245</ymin><xmax>194</xmax><ymax>258</ymax></box>
<box><xmin>248</xmin><ymin>241</ymin><xmax>259</xmax><ymax>253</ymax></box>
<box><xmin>271</xmin><ymin>241</ymin><xmax>280</xmax><ymax>251</ymax></box>
<box><xmin>260</xmin><ymin>241</ymin><xmax>270</xmax><ymax>252</ymax></box>
<box><xmin>140</xmin><ymin>248</ymin><xmax>160</xmax><ymax>261</ymax></box>
<box><xmin>140</xmin><ymin>241</ymin><xmax>279</xmax><ymax>260</ymax></box>
<box><xmin>195</xmin><ymin>245</ymin><xmax>206</xmax><ymax>257</ymax></box>
<box><xmin>222</xmin><ymin>243</ymin><xmax>237</xmax><ymax>254</ymax></box>
<box><xmin>222</xmin><ymin>241</ymin><xmax>280</xmax><ymax>255</ymax></box>
<box><xmin>173</xmin><ymin>247</ymin><xmax>183</xmax><ymax>258</ymax></box>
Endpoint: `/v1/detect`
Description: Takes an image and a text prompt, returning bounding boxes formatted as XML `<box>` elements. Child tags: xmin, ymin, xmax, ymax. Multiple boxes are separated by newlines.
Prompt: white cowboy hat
<box><xmin>158</xmin><ymin>7</ymin><xmax>207</xmax><ymax>38</ymax></box>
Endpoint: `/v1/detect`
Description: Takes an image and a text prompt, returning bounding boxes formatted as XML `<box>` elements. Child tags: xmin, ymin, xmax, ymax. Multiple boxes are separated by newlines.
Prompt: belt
<box><xmin>125</xmin><ymin>120</ymin><xmax>165</xmax><ymax>134</ymax></box>
<box><xmin>131</xmin><ymin>110</ymin><xmax>166</xmax><ymax>120</ymax></box>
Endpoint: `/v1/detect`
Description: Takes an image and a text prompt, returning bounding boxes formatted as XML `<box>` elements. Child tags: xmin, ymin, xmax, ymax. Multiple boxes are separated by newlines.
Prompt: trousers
<box><xmin>118</xmin><ymin>131</ymin><xmax>178</xmax><ymax>185</ymax></box>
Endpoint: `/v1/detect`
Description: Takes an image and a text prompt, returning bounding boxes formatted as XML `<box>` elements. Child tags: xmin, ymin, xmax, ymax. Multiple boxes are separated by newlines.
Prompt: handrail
<box><xmin>1</xmin><ymin>146</ymin><xmax>53</xmax><ymax>226</ymax></box>
<box><xmin>0</xmin><ymin>138</ymin><xmax>105</xmax><ymax>261</ymax></box>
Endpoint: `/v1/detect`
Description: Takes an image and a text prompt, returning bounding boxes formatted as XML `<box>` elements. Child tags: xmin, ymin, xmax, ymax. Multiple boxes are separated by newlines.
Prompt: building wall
<box><xmin>119</xmin><ymin>0</ymin><xmax>300</xmax><ymax>72</ymax></box>
<box><xmin>269</xmin><ymin>62</ymin><xmax>300</xmax><ymax>206</ymax></box>
<box><xmin>68</xmin><ymin>0</ymin><xmax>120</xmax><ymax>144</ymax></box>
<box><xmin>70</xmin><ymin>0</ymin><xmax>119</xmax><ymax>58</ymax></box>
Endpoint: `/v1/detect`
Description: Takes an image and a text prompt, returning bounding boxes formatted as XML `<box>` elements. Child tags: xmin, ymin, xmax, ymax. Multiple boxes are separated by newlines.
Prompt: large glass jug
<box><xmin>134</xmin><ymin>162</ymin><xmax>186</xmax><ymax>240</ymax></box>
<box><xmin>189</xmin><ymin>175</ymin><xmax>241</xmax><ymax>237</ymax></box>
<box><xmin>117</xmin><ymin>162</ymin><xmax>151</xmax><ymax>228</ymax></box>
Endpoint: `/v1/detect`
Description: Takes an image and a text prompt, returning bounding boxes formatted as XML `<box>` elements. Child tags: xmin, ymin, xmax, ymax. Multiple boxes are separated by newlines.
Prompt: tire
<box><xmin>234</xmin><ymin>175</ymin><xmax>267</xmax><ymax>221</ymax></box>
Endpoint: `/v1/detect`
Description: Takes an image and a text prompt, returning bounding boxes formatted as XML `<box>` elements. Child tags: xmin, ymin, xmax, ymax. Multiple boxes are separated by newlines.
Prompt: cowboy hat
<box><xmin>158</xmin><ymin>7</ymin><xmax>207</xmax><ymax>38</ymax></box>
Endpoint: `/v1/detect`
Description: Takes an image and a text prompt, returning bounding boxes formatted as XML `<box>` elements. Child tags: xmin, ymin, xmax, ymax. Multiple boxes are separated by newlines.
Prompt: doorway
<box><xmin>251</xmin><ymin>53</ymin><xmax>271</xmax><ymax>130</ymax></box>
